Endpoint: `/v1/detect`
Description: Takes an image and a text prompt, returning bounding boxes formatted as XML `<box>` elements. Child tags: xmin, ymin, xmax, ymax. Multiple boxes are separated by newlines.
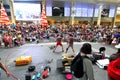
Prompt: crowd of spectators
<box><xmin>0</xmin><ymin>23</ymin><xmax>120</xmax><ymax>48</ymax></box>
<box><xmin>0</xmin><ymin>23</ymin><xmax>120</xmax><ymax>80</ymax></box>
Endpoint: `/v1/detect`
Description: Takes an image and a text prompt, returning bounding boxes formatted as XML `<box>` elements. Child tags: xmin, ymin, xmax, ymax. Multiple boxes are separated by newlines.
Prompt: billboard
<box><xmin>13</xmin><ymin>3</ymin><xmax>41</xmax><ymax>20</ymax></box>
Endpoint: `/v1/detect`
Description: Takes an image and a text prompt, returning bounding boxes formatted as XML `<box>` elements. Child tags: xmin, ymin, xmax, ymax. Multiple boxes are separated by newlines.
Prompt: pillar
<box><xmin>69</xmin><ymin>0</ymin><xmax>74</xmax><ymax>25</ymax></box>
<box><xmin>112</xmin><ymin>6</ymin><xmax>117</xmax><ymax>28</ymax></box>
<box><xmin>42</xmin><ymin>0</ymin><xmax>45</xmax><ymax>5</ymax></box>
<box><xmin>9</xmin><ymin>0</ymin><xmax>16</xmax><ymax>24</ymax></box>
<box><xmin>2</xmin><ymin>0</ymin><xmax>9</xmax><ymax>4</ymax></box>
<box><xmin>97</xmin><ymin>5</ymin><xmax>102</xmax><ymax>26</ymax></box>
<box><xmin>90</xmin><ymin>5</ymin><xmax>95</xmax><ymax>26</ymax></box>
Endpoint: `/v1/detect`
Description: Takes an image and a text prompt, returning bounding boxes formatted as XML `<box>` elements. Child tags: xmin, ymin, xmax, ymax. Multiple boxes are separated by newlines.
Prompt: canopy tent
<box><xmin>0</xmin><ymin>3</ymin><xmax>10</xmax><ymax>25</ymax></box>
<box><xmin>40</xmin><ymin>4</ymin><xmax>48</xmax><ymax>28</ymax></box>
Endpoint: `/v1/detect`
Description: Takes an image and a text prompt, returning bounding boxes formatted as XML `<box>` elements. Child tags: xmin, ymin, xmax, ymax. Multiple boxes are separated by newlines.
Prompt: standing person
<box><xmin>53</xmin><ymin>34</ymin><xmax>64</xmax><ymax>52</ymax></box>
<box><xmin>2</xmin><ymin>33</ymin><xmax>9</xmax><ymax>48</ymax></box>
<box><xmin>65</xmin><ymin>33</ymin><xmax>75</xmax><ymax>55</ymax></box>
<box><xmin>71</xmin><ymin>43</ymin><xmax>95</xmax><ymax>80</ymax></box>
<box><xmin>8</xmin><ymin>33</ymin><xmax>13</xmax><ymax>48</ymax></box>
<box><xmin>109</xmin><ymin>43</ymin><xmax>120</xmax><ymax>62</ymax></box>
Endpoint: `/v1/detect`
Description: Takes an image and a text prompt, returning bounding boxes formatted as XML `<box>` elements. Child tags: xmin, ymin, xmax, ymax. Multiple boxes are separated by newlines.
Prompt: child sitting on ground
<box><xmin>93</xmin><ymin>47</ymin><xmax>106</xmax><ymax>60</ymax></box>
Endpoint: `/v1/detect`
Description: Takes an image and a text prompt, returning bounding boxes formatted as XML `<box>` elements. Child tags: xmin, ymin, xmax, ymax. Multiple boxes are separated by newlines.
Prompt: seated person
<box><xmin>13</xmin><ymin>37</ymin><xmax>23</xmax><ymax>46</ymax></box>
<box><xmin>0</xmin><ymin>35</ymin><xmax>2</xmax><ymax>47</ymax></box>
<box><xmin>0</xmin><ymin>30</ymin><xmax>3</xmax><ymax>34</ymax></box>
<box><xmin>109</xmin><ymin>43</ymin><xmax>120</xmax><ymax>62</ymax></box>
<box><xmin>14</xmin><ymin>38</ymin><xmax>20</xmax><ymax>46</ymax></box>
<box><xmin>93</xmin><ymin>47</ymin><xmax>106</xmax><ymax>60</ymax></box>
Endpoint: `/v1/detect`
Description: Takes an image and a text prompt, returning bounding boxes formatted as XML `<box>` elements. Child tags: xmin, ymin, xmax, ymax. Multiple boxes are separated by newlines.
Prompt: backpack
<box><xmin>70</xmin><ymin>54</ymin><xmax>84</xmax><ymax>78</ymax></box>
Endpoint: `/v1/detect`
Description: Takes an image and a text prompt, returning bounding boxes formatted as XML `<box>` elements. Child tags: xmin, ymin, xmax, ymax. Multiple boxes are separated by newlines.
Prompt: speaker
<box><xmin>25</xmin><ymin>74</ymin><xmax>31</xmax><ymax>80</ymax></box>
<box><xmin>28</xmin><ymin>66</ymin><xmax>35</xmax><ymax>72</ymax></box>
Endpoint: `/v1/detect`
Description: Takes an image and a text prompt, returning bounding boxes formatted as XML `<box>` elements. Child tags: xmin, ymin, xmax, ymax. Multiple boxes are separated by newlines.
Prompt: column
<box><xmin>9</xmin><ymin>0</ymin><xmax>16</xmax><ymax>24</ymax></box>
<box><xmin>112</xmin><ymin>6</ymin><xmax>117</xmax><ymax>28</ymax></box>
<box><xmin>42</xmin><ymin>0</ymin><xmax>45</xmax><ymax>5</ymax></box>
<box><xmin>69</xmin><ymin>0</ymin><xmax>74</xmax><ymax>25</ymax></box>
<box><xmin>97</xmin><ymin>5</ymin><xmax>102</xmax><ymax>26</ymax></box>
<box><xmin>90</xmin><ymin>6</ymin><xmax>95</xmax><ymax>26</ymax></box>
<box><xmin>2</xmin><ymin>0</ymin><xmax>9</xmax><ymax>4</ymax></box>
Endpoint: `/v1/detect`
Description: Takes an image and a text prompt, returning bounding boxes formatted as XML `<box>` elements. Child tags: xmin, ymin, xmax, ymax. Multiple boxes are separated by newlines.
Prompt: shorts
<box><xmin>68</xmin><ymin>43</ymin><xmax>73</xmax><ymax>48</ymax></box>
<box><xmin>56</xmin><ymin>42</ymin><xmax>62</xmax><ymax>46</ymax></box>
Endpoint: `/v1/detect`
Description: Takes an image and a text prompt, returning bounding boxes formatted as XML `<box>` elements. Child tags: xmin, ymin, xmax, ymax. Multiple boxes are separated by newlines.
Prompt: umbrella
<box><xmin>40</xmin><ymin>4</ymin><xmax>48</xmax><ymax>28</ymax></box>
<box><xmin>0</xmin><ymin>3</ymin><xmax>10</xmax><ymax>25</ymax></box>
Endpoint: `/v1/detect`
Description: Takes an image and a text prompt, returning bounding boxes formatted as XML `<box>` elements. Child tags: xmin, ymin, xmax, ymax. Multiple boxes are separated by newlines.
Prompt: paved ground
<box><xmin>0</xmin><ymin>42</ymin><xmax>117</xmax><ymax>80</ymax></box>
